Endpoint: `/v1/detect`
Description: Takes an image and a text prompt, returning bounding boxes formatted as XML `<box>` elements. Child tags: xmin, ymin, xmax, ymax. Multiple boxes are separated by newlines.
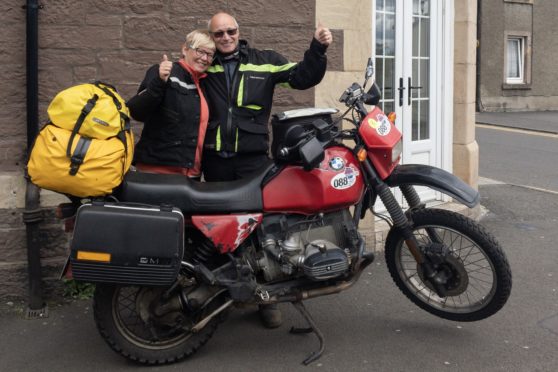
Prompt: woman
<box><xmin>127</xmin><ymin>29</ymin><xmax>216</xmax><ymax>178</ymax></box>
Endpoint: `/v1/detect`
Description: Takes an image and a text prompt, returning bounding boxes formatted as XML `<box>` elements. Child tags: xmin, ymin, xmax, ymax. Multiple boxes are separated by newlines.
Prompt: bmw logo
<box><xmin>329</xmin><ymin>157</ymin><xmax>345</xmax><ymax>171</ymax></box>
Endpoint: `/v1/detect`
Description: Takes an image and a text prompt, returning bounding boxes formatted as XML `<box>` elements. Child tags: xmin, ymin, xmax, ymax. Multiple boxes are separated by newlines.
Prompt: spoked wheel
<box><xmin>385</xmin><ymin>209</ymin><xmax>512</xmax><ymax>321</ymax></box>
<box><xmin>93</xmin><ymin>284</ymin><xmax>222</xmax><ymax>364</ymax></box>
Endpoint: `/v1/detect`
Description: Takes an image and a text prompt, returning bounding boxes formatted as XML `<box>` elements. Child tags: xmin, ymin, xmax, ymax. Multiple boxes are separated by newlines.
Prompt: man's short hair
<box><xmin>207</xmin><ymin>12</ymin><xmax>239</xmax><ymax>31</ymax></box>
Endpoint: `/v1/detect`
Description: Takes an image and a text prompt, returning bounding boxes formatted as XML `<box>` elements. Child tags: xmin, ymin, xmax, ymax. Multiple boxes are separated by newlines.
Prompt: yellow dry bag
<box><xmin>27</xmin><ymin>82</ymin><xmax>134</xmax><ymax>197</ymax></box>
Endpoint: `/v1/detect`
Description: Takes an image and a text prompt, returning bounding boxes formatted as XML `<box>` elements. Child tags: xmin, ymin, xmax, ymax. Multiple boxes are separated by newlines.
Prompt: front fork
<box><xmin>362</xmin><ymin>159</ymin><xmax>447</xmax><ymax>297</ymax></box>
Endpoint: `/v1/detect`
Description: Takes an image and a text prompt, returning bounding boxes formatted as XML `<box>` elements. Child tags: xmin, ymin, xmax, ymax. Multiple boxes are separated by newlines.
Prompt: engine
<box><xmin>255</xmin><ymin>210</ymin><xmax>359</xmax><ymax>282</ymax></box>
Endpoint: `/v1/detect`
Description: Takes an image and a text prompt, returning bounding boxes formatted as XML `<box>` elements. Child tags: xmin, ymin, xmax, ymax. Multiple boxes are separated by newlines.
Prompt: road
<box><xmin>477</xmin><ymin>125</ymin><xmax>558</xmax><ymax>192</ymax></box>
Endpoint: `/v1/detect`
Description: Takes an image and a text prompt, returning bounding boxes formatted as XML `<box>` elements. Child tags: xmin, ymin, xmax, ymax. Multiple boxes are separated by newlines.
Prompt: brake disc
<box><xmin>417</xmin><ymin>245</ymin><xmax>469</xmax><ymax>296</ymax></box>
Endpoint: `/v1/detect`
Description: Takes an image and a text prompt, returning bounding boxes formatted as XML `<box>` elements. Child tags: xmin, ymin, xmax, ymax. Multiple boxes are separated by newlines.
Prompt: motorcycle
<box><xmin>60</xmin><ymin>59</ymin><xmax>512</xmax><ymax>365</ymax></box>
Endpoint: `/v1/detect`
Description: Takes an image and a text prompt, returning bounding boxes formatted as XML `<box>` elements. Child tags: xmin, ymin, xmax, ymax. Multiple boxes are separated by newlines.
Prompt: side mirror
<box><xmin>363</xmin><ymin>83</ymin><xmax>381</xmax><ymax>105</ymax></box>
<box><xmin>365</xmin><ymin>57</ymin><xmax>374</xmax><ymax>81</ymax></box>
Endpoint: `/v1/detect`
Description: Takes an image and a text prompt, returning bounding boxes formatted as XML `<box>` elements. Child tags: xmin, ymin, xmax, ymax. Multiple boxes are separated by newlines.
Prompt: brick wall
<box><xmin>0</xmin><ymin>0</ymin><xmax>345</xmax><ymax>300</ymax></box>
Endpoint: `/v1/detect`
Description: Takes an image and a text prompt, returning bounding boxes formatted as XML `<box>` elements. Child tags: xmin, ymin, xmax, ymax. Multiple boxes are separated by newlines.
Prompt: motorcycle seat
<box><xmin>116</xmin><ymin>161</ymin><xmax>276</xmax><ymax>214</ymax></box>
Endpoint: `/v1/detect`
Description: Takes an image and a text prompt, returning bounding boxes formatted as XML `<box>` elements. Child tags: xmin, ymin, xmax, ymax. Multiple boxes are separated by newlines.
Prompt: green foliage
<box><xmin>63</xmin><ymin>279</ymin><xmax>95</xmax><ymax>299</ymax></box>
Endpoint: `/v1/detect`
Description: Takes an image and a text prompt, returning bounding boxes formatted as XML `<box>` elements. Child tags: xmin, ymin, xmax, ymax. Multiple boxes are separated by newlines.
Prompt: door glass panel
<box><xmin>420</xmin><ymin>19</ymin><xmax>430</xmax><ymax>57</ymax></box>
<box><xmin>412</xmin><ymin>17</ymin><xmax>419</xmax><ymax>57</ymax></box>
<box><xmin>375</xmin><ymin>1</ymin><xmax>396</xmax><ymax>113</ymax></box>
<box><xmin>412</xmin><ymin>100</ymin><xmax>419</xmax><ymax>140</ymax></box>
<box><xmin>420</xmin><ymin>59</ymin><xmax>429</xmax><ymax>97</ymax></box>
<box><xmin>412</xmin><ymin>59</ymin><xmax>418</xmax><ymax>98</ymax></box>
<box><xmin>411</xmin><ymin>0</ymin><xmax>430</xmax><ymax>141</ymax></box>
<box><xmin>384</xmin><ymin>101</ymin><xmax>394</xmax><ymax>115</ymax></box>
<box><xmin>385</xmin><ymin>13</ymin><xmax>396</xmax><ymax>56</ymax></box>
<box><xmin>420</xmin><ymin>100</ymin><xmax>430</xmax><ymax>139</ymax></box>
<box><xmin>376</xmin><ymin>58</ymin><xmax>384</xmax><ymax>91</ymax></box>
<box><xmin>414</xmin><ymin>0</ymin><xmax>430</xmax><ymax>16</ymax></box>
<box><xmin>384</xmin><ymin>58</ymin><xmax>395</xmax><ymax>100</ymax></box>
<box><xmin>375</xmin><ymin>12</ymin><xmax>384</xmax><ymax>56</ymax></box>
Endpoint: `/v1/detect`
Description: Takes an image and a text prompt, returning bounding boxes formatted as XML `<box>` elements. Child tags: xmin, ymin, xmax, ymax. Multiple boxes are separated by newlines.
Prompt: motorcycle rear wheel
<box><xmin>385</xmin><ymin>208</ymin><xmax>512</xmax><ymax>321</ymax></box>
<box><xmin>93</xmin><ymin>284</ymin><xmax>220</xmax><ymax>364</ymax></box>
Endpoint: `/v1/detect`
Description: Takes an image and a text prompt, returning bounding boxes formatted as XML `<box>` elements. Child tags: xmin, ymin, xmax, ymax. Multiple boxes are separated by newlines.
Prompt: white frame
<box><xmin>373</xmin><ymin>0</ymin><xmax>454</xmax><ymax>206</ymax></box>
<box><xmin>506</xmin><ymin>36</ymin><xmax>525</xmax><ymax>84</ymax></box>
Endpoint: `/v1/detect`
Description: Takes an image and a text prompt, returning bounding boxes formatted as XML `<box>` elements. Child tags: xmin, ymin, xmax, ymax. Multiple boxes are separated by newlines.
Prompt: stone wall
<box><xmin>479</xmin><ymin>0</ymin><xmax>558</xmax><ymax>111</ymax></box>
<box><xmin>0</xmin><ymin>0</ymin><xmax>339</xmax><ymax>301</ymax></box>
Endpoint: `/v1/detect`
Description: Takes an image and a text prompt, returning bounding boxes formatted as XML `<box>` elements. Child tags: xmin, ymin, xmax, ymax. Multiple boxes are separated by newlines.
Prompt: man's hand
<box><xmin>159</xmin><ymin>54</ymin><xmax>172</xmax><ymax>82</ymax></box>
<box><xmin>314</xmin><ymin>22</ymin><xmax>333</xmax><ymax>47</ymax></box>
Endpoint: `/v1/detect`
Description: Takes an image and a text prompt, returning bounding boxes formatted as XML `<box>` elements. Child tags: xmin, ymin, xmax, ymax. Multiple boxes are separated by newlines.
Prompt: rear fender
<box><xmin>385</xmin><ymin>164</ymin><xmax>479</xmax><ymax>208</ymax></box>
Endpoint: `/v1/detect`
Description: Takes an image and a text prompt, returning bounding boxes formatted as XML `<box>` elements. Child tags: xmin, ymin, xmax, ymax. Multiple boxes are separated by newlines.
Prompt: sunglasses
<box><xmin>211</xmin><ymin>28</ymin><xmax>238</xmax><ymax>39</ymax></box>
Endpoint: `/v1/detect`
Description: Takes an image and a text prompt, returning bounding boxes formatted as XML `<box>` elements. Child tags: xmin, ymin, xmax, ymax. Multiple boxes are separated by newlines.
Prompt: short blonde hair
<box><xmin>185</xmin><ymin>29</ymin><xmax>215</xmax><ymax>51</ymax></box>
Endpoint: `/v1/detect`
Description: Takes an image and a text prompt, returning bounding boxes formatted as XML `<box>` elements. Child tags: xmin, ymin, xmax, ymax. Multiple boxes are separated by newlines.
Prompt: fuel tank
<box><xmin>263</xmin><ymin>146</ymin><xmax>364</xmax><ymax>214</ymax></box>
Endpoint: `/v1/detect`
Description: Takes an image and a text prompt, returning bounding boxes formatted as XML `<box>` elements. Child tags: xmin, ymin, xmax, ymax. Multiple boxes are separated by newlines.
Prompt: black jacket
<box><xmin>127</xmin><ymin>63</ymin><xmax>202</xmax><ymax>168</ymax></box>
<box><xmin>203</xmin><ymin>38</ymin><xmax>328</xmax><ymax>154</ymax></box>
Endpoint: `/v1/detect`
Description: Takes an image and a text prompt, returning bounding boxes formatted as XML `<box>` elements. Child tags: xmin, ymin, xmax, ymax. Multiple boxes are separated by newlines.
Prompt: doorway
<box><xmin>374</xmin><ymin>0</ymin><xmax>453</xmax><ymax>203</ymax></box>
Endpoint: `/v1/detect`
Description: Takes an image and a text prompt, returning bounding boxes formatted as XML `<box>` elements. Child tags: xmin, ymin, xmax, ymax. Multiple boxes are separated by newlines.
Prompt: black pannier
<box><xmin>270</xmin><ymin>108</ymin><xmax>338</xmax><ymax>160</ymax></box>
<box><xmin>70</xmin><ymin>202</ymin><xmax>184</xmax><ymax>286</ymax></box>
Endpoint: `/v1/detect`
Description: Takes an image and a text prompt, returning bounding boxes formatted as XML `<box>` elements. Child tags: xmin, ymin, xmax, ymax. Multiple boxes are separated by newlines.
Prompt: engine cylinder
<box><xmin>303</xmin><ymin>240</ymin><xmax>349</xmax><ymax>281</ymax></box>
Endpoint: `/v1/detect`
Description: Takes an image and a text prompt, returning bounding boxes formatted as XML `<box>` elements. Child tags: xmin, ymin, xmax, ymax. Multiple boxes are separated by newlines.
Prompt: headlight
<box><xmin>392</xmin><ymin>139</ymin><xmax>402</xmax><ymax>163</ymax></box>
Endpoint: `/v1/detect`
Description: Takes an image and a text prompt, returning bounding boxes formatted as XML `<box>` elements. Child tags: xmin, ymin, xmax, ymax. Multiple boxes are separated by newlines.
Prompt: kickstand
<box><xmin>289</xmin><ymin>301</ymin><xmax>325</xmax><ymax>365</ymax></box>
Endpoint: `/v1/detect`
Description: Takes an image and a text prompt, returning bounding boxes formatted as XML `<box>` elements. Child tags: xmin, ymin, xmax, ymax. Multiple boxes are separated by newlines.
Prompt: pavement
<box><xmin>476</xmin><ymin>110</ymin><xmax>558</xmax><ymax>134</ymax></box>
<box><xmin>1</xmin><ymin>110</ymin><xmax>557</xmax><ymax>371</ymax></box>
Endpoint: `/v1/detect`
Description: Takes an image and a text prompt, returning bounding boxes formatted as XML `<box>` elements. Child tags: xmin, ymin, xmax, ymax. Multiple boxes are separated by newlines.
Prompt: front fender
<box><xmin>385</xmin><ymin>164</ymin><xmax>479</xmax><ymax>208</ymax></box>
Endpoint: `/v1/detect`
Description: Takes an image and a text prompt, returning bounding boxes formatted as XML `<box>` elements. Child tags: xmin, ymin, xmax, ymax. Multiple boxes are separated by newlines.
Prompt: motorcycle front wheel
<box><xmin>385</xmin><ymin>208</ymin><xmax>512</xmax><ymax>321</ymax></box>
<box><xmin>93</xmin><ymin>284</ymin><xmax>221</xmax><ymax>364</ymax></box>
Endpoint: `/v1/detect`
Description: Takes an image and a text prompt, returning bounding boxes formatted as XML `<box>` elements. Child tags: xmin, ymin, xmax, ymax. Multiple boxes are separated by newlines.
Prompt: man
<box><xmin>202</xmin><ymin>11</ymin><xmax>333</xmax><ymax>328</ymax></box>
<box><xmin>203</xmin><ymin>12</ymin><xmax>333</xmax><ymax>181</ymax></box>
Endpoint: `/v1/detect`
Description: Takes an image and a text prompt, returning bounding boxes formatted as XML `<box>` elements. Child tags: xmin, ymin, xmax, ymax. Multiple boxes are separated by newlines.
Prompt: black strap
<box><xmin>94</xmin><ymin>80</ymin><xmax>118</xmax><ymax>92</ymax></box>
<box><xmin>120</xmin><ymin>111</ymin><xmax>131</xmax><ymax>130</ymax></box>
<box><xmin>69</xmin><ymin>136</ymin><xmax>92</xmax><ymax>176</ymax></box>
<box><xmin>94</xmin><ymin>81</ymin><xmax>122</xmax><ymax>110</ymax></box>
<box><xmin>95</xmin><ymin>81</ymin><xmax>132</xmax><ymax>134</ymax></box>
<box><xmin>66</xmin><ymin>94</ymin><xmax>98</xmax><ymax>158</ymax></box>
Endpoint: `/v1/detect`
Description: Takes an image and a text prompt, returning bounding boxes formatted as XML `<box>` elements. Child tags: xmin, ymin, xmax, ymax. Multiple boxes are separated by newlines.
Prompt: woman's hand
<box><xmin>159</xmin><ymin>54</ymin><xmax>172</xmax><ymax>82</ymax></box>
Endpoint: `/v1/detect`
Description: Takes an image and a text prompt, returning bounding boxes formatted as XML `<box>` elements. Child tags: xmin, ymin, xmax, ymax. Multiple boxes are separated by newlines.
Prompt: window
<box><xmin>506</xmin><ymin>36</ymin><xmax>524</xmax><ymax>84</ymax></box>
<box><xmin>503</xmin><ymin>32</ymin><xmax>531</xmax><ymax>89</ymax></box>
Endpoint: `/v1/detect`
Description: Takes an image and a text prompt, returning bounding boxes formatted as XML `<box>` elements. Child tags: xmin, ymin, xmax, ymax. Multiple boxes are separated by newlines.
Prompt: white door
<box><xmin>374</xmin><ymin>0</ymin><xmax>453</xmax><ymax>204</ymax></box>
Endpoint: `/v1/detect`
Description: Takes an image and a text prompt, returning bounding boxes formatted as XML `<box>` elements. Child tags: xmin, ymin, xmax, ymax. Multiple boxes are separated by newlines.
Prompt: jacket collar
<box><xmin>215</xmin><ymin>39</ymin><xmax>249</xmax><ymax>63</ymax></box>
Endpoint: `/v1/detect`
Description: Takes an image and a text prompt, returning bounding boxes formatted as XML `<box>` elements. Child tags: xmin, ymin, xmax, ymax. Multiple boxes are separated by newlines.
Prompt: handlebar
<box><xmin>339</xmin><ymin>82</ymin><xmax>364</xmax><ymax>105</ymax></box>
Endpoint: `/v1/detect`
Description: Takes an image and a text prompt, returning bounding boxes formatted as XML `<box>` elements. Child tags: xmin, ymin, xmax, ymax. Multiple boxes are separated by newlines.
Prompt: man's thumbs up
<box><xmin>314</xmin><ymin>21</ymin><xmax>333</xmax><ymax>47</ymax></box>
<box><xmin>159</xmin><ymin>54</ymin><xmax>172</xmax><ymax>82</ymax></box>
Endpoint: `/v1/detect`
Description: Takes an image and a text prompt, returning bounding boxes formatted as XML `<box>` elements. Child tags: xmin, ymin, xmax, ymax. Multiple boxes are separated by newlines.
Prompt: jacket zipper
<box><xmin>225</xmin><ymin>62</ymin><xmax>241</xmax><ymax>151</ymax></box>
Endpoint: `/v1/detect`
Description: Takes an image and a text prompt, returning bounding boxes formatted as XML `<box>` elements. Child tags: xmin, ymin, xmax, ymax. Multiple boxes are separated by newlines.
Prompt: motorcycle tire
<box><xmin>384</xmin><ymin>208</ymin><xmax>512</xmax><ymax>322</ymax></box>
<box><xmin>93</xmin><ymin>284</ymin><xmax>221</xmax><ymax>365</ymax></box>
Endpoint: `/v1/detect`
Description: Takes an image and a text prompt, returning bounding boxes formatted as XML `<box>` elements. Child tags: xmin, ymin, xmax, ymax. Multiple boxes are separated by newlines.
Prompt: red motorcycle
<box><xmin>62</xmin><ymin>59</ymin><xmax>511</xmax><ymax>365</ymax></box>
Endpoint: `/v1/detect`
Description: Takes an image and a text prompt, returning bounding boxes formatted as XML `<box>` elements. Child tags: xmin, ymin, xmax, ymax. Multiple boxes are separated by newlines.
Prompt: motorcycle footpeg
<box><xmin>194</xmin><ymin>264</ymin><xmax>217</xmax><ymax>285</ymax></box>
<box><xmin>362</xmin><ymin>251</ymin><xmax>375</xmax><ymax>262</ymax></box>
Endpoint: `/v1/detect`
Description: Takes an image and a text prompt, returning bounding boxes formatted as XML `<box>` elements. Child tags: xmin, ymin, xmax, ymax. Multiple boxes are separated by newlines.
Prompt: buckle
<box><xmin>70</xmin><ymin>155</ymin><xmax>84</xmax><ymax>165</ymax></box>
<box><xmin>69</xmin><ymin>156</ymin><xmax>84</xmax><ymax>176</ymax></box>
<box><xmin>81</xmin><ymin>101</ymin><xmax>95</xmax><ymax>116</ymax></box>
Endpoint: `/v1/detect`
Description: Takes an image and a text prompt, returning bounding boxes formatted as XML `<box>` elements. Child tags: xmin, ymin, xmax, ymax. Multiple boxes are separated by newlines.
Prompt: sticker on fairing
<box><xmin>375</xmin><ymin>114</ymin><xmax>392</xmax><ymax>136</ymax></box>
<box><xmin>330</xmin><ymin>166</ymin><xmax>360</xmax><ymax>190</ymax></box>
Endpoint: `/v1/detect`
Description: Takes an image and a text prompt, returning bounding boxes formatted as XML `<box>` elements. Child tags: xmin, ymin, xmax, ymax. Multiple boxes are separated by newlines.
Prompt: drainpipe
<box><xmin>23</xmin><ymin>0</ymin><xmax>47</xmax><ymax>319</ymax></box>
<box><xmin>475</xmin><ymin>0</ymin><xmax>483</xmax><ymax>112</ymax></box>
